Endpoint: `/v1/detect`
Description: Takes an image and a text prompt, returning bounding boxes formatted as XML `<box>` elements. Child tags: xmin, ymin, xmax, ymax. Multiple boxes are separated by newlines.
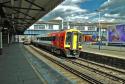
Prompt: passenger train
<box><xmin>31</xmin><ymin>29</ymin><xmax>82</xmax><ymax>58</ymax></box>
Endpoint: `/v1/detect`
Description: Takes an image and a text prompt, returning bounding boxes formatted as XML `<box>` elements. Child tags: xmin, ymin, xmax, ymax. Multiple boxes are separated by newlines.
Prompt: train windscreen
<box><xmin>66</xmin><ymin>32</ymin><xmax>72</xmax><ymax>45</ymax></box>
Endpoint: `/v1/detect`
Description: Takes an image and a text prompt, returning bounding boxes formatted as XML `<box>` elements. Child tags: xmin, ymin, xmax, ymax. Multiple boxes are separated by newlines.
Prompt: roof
<box><xmin>0</xmin><ymin>0</ymin><xmax>63</xmax><ymax>34</ymax></box>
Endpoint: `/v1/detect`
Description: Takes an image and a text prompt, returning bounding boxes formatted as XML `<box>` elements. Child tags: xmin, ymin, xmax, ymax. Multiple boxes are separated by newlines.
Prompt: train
<box><xmin>31</xmin><ymin>29</ymin><xmax>82</xmax><ymax>58</ymax></box>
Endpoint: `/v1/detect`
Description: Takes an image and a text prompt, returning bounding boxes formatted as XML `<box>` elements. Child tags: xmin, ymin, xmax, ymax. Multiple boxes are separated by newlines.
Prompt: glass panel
<box><xmin>66</xmin><ymin>32</ymin><xmax>72</xmax><ymax>44</ymax></box>
<box><xmin>79</xmin><ymin>33</ymin><xmax>82</xmax><ymax>42</ymax></box>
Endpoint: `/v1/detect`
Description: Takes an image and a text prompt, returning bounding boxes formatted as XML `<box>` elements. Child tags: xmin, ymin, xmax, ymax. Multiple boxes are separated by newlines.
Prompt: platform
<box><xmin>82</xmin><ymin>45</ymin><xmax>125</xmax><ymax>60</ymax></box>
<box><xmin>0</xmin><ymin>44</ymin><xmax>43</xmax><ymax>84</ymax></box>
<box><xmin>80</xmin><ymin>45</ymin><xmax>125</xmax><ymax>69</ymax></box>
<box><xmin>0</xmin><ymin>43</ymin><xmax>73</xmax><ymax>84</ymax></box>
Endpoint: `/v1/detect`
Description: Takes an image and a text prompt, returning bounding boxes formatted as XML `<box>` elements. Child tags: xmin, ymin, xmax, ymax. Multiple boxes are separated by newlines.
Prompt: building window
<box><xmin>34</xmin><ymin>25</ymin><xmax>38</xmax><ymax>30</ymax></box>
<box><xmin>88</xmin><ymin>26</ymin><xmax>93</xmax><ymax>30</ymax></box>
<box><xmin>34</xmin><ymin>24</ymin><xmax>45</xmax><ymax>30</ymax></box>
<box><xmin>87</xmin><ymin>26</ymin><xmax>96</xmax><ymax>31</ymax></box>
<box><xmin>49</xmin><ymin>25</ymin><xmax>53</xmax><ymax>29</ymax></box>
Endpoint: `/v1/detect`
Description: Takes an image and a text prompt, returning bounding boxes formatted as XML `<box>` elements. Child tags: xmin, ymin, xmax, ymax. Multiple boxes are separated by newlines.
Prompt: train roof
<box><xmin>65</xmin><ymin>28</ymin><xmax>81</xmax><ymax>32</ymax></box>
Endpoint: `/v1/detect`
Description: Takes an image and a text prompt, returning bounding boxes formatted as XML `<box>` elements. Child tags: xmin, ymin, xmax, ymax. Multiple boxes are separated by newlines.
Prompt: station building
<box><xmin>23</xmin><ymin>19</ymin><xmax>109</xmax><ymax>43</ymax></box>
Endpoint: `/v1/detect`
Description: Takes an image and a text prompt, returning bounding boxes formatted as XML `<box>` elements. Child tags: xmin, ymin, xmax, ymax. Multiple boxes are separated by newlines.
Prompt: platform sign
<box><xmin>108</xmin><ymin>24</ymin><xmax>125</xmax><ymax>42</ymax></box>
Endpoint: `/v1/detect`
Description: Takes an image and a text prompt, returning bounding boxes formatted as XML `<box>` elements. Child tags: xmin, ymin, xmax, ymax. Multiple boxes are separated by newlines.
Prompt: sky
<box><xmin>41</xmin><ymin>0</ymin><xmax>125</xmax><ymax>23</ymax></box>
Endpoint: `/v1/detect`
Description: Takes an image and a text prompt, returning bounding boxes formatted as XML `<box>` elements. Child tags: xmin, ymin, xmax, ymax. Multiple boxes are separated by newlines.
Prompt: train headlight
<box><xmin>79</xmin><ymin>42</ymin><xmax>81</xmax><ymax>46</ymax></box>
<box><xmin>66</xmin><ymin>42</ymin><xmax>70</xmax><ymax>45</ymax></box>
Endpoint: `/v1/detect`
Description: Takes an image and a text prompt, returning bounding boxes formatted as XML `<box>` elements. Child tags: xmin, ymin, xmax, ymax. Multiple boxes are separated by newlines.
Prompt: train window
<box><xmin>66</xmin><ymin>32</ymin><xmax>72</xmax><ymax>43</ymax></box>
<box><xmin>39</xmin><ymin>37</ymin><xmax>42</xmax><ymax>40</ymax></box>
<box><xmin>48</xmin><ymin>37</ymin><xmax>50</xmax><ymax>41</ymax></box>
<box><xmin>48</xmin><ymin>36</ymin><xmax>55</xmax><ymax>41</ymax></box>
<box><xmin>79</xmin><ymin>33</ymin><xmax>82</xmax><ymax>42</ymax></box>
<box><xmin>52</xmin><ymin>36</ymin><xmax>56</xmax><ymax>41</ymax></box>
<box><xmin>37</xmin><ymin>36</ymin><xmax>56</xmax><ymax>41</ymax></box>
<box><xmin>49</xmin><ymin>37</ymin><xmax>52</xmax><ymax>41</ymax></box>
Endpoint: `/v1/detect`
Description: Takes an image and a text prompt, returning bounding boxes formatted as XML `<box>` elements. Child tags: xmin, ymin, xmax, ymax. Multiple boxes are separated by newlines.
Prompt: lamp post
<box><xmin>0</xmin><ymin>16</ymin><xmax>3</xmax><ymax>55</ymax></box>
<box><xmin>95</xmin><ymin>9</ymin><xmax>102</xmax><ymax>50</ymax></box>
<box><xmin>61</xmin><ymin>19</ymin><xmax>63</xmax><ymax>30</ymax></box>
<box><xmin>98</xmin><ymin>11</ymin><xmax>101</xmax><ymax>50</ymax></box>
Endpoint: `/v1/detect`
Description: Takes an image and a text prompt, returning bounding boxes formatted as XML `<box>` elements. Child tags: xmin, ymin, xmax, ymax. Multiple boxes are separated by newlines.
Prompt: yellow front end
<box><xmin>64</xmin><ymin>29</ymin><xmax>82</xmax><ymax>57</ymax></box>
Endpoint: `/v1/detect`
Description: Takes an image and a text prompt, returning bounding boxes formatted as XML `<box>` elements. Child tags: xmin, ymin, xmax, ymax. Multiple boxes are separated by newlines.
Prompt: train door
<box><xmin>65</xmin><ymin>32</ymin><xmax>72</xmax><ymax>48</ymax></box>
<box><xmin>65</xmin><ymin>32</ymin><xmax>78</xmax><ymax>50</ymax></box>
<box><xmin>72</xmin><ymin>32</ymin><xmax>78</xmax><ymax>50</ymax></box>
<box><xmin>59</xmin><ymin>33</ymin><xmax>64</xmax><ymax>48</ymax></box>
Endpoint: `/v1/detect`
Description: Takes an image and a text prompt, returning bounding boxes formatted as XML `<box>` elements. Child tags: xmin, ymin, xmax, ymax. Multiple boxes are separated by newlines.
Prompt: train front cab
<box><xmin>64</xmin><ymin>29</ymin><xmax>82</xmax><ymax>58</ymax></box>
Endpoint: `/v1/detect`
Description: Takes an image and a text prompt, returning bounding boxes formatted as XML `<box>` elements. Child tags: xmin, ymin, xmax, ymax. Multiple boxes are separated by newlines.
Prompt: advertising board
<box><xmin>108</xmin><ymin>25</ymin><xmax>125</xmax><ymax>42</ymax></box>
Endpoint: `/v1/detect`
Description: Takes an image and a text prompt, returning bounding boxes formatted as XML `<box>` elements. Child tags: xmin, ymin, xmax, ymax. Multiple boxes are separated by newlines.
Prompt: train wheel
<box><xmin>56</xmin><ymin>49</ymin><xmax>61</xmax><ymax>55</ymax></box>
<box><xmin>51</xmin><ymin>48</ymin><xmax>54</xmax><ymax>52</ymax></box>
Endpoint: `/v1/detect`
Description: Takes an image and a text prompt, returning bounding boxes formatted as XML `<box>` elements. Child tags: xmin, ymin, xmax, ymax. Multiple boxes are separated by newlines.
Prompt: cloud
<box><xmin>109</xmin><ymin>6</ymin><xmax>125</xmax><ymax>16</ymax></box>
<box><xmin>41</xmin><ymin>0</ymin><xmax>125</xmax><ymax>23</ymax></box>
<box><xmin>104</xmin><ymin>13</ymin><xmax>125</xmax><ymax>20</ymax></box>
<box><xmin>100</xmin><ymin>0</ymin><xmax>125</xmax><ymax>10</ymax></box>
<box><xmin>104</xmin><ymin>13</ymin><xmax>119</xmax><ymax>18</ymax></box>
<box><xmin>41</xmin><ymin>0</ymin><xmax>87</xmax><ymax>21</ymax></box>
<box><xmin>61</xmin><ymin>0</ymin><xmax>87</xmax><ymax>5</ymax></box>
<box><xmin>99</xmin><ymin>0</ymin><xmax>125</xmax><ymax>15</ymax></box>
<box><xmin>97</xmin><ymin>0</ymin><xmax>125</xmax><ymax>23</ymax></box>
<box><xmin>90</xmin><ymin>13</ymin><xmax>125</xmax><ymax>23</ymax></box>
<box><xmin>89</xmin><ymin>16</ymin><xmax>116</xmax><ymax>23</ymax></box>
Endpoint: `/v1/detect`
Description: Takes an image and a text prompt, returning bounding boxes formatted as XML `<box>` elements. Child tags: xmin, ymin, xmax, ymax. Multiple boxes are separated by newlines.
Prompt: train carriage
<box><xmin>32</xmin><ymin>29</ymin><xmax>82</xmax><ymax>58</ymax></box>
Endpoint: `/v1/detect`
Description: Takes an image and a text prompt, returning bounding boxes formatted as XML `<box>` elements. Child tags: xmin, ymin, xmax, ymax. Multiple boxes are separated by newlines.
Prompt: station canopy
<box><xmin>0</xmin><ymin>0</ymin><xmax>63</xmax><ymax>34</ymax></box>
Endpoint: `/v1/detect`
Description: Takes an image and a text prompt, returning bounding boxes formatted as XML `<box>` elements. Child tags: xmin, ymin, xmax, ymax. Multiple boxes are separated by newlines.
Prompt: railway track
<box><xmin>78</xmin><ymin>58</ymin><xmax>125</xmax><ymax>80</ymax></box>
<box><xmin>78</xmin><ymin>58</ymin><xmax>125</xmax><ymax>74</ymax></box>
<box><xmin>66</xmin><ymin>58</ymin><xmax>125</xmax><ymax>83</ymax></box>
<box><xmin>28</xmin><ymin>45</ymin><xmax>125</xmax><ymax>84</ymax></box>
<box><xmin>29</xmin><ymin>45</ymin><xmax>103</xmax><ymax>84</ymax></box>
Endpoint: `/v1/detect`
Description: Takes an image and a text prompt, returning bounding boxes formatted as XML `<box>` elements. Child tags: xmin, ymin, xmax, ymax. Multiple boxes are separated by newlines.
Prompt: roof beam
<box><xmin>3</xmin><ymin>5</ymin><xmax>42</xmax><ymax>11</ymax></box>
<box><xmin>8</xmin><ymin>17</ymin><xmax>36</xmax><ymax>20</ymax></box>
<box><xmin>19</xmin><ymin>18</ymin><xmax>31</xmax><ymax>23</ymax></box>
<box><xmin>0</xmin><ymin>4</ymin><xmax>5</xmax><ymax>17</ymax></box>
<box><xmin>24</xmin><ymin>0</ymin><xmax>45</xmax><ymax>11</ymax></box>
<box><xmin>13</xmin><ymin>9</ymin><xmax>36</xmax><ymax>20</ymax></box>
<box><xmin>0</xmin><ymin>0</ymin><xmax>18</xmax><ymax>4</ymax></box>
<box><xmin>8</xmin><ymin>16</ymin><xmax>31</xmax><ymax>25</ymax></box>
<box><xmin>14</xmin><ymin>22</ymin><xmax>31</xmax><ymax>24</ymax></box>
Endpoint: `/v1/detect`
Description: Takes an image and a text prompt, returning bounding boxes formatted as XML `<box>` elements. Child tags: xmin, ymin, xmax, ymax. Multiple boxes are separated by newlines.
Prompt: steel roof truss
<box><xmin>3</xmin><ymin>5</ymin><xmax>42</xmax><ymax>11</ymax></box>
<box><xmin>0</xmin><ymin>0</ymin><xmax>18</xmax><ymax>4</ymax></box>
<box><xmin>12</xmin><ymin>17</ymin><xmax>35</xmax><ymax>20</ymax></box>
<box><xmin>24</xmin><ymin>0</ymin><xmax>45</xmax><ymax>11</ymax></box>
<box><xmin>13</xmin><ymin>9</ymin><xmax>35</xmax><ymax>20</ymax></box>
